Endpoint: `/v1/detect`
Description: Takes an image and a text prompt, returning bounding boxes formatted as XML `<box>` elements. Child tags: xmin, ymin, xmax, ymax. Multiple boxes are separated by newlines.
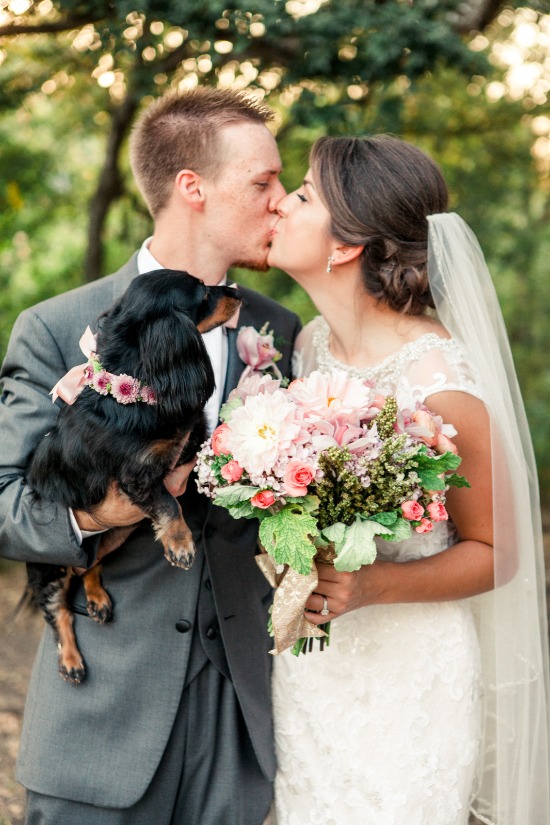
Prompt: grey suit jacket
<box><xmin>0</xmin><ymin>256</ymin><xmax>301</xmax><ymax>806</ymax></box>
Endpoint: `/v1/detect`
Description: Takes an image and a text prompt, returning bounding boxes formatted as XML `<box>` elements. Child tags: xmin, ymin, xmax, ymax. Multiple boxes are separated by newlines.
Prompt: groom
<box><xmin>0</xmin><ymin>88</ymin><xmax>300</xmax><ymax>824</ymax></box>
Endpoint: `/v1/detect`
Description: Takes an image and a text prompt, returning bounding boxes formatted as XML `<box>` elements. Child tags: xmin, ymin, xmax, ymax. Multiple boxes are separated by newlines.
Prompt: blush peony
<box><xmin>226</xmin><ymin>391</ymin><xmax>301</xmax><ymax>476</ymax></box>
<box><xmin>287</xmin><ymin>369</ymin><xmax>373</xmax><ymax>423</ymax></box>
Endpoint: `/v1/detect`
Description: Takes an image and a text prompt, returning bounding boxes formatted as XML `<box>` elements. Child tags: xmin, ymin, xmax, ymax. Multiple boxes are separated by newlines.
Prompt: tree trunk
<box><xmin>84</xmin><ymin>92</ymin><xmax>140</xmax><ymax>282</ymax></box>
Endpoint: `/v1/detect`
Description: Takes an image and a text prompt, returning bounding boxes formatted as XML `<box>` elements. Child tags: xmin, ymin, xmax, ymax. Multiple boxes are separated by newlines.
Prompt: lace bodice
<box><xmin>293</xmin><ymin>315</ymin><xmax>483</xmax><ymax>409</ymax></box>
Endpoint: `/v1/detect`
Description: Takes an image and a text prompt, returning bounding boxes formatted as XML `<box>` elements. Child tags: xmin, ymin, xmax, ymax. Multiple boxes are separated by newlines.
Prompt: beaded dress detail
<box><xmin>273</xmin><ymin>316</ymin><xmax>484</xmax><ymax>825</ymax></box>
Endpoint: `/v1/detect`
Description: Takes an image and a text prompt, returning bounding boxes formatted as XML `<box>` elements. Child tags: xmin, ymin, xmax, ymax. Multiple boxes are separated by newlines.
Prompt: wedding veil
<box><xmin>428</xmin><ymin>213</ymin><xmax>550</xmax><ymax>824</ymax></box>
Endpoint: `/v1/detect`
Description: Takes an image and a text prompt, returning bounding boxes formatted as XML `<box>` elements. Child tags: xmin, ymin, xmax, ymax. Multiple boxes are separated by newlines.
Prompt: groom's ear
<box><xmin>175</xmin><ymin>169</ymin><xmax>205</xmax><ymax>211</ymax></box>
<box><xmin>332</xmin><ymin>244</ymin><xmax>364</xmax><ymax>268</ymax></box>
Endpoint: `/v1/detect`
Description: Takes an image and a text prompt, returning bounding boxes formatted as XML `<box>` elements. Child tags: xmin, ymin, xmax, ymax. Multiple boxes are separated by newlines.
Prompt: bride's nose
<box><xmin>276</xmin><ymin>192</ymin><xmax>293</xmax><ymax>217</ymax></box>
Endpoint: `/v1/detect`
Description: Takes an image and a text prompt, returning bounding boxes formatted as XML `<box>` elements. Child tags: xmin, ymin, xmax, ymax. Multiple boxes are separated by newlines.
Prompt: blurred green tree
<box><xmin>2</xmin><ymin>1</ymin><xmax>550</xmax><ymax>496</ymax></box>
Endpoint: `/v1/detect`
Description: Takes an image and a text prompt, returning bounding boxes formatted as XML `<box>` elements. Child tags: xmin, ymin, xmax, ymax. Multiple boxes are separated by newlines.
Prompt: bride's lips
<box><xmin>267</xmin><ymin>224</ymin><xmax>279</xmax><ymax>248</ymax></box>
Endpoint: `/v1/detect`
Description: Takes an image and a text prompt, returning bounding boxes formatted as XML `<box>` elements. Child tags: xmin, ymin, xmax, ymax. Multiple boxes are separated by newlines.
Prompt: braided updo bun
<box><xmin>309</xmin><ymin>135</ymin><xmax>448</xmax><ymax>316</ymax></box>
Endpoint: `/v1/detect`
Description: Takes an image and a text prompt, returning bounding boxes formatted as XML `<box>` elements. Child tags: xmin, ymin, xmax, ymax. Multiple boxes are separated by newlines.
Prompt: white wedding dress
<box><xmin>273</xmin><ymin>316</ymin><xmax>484</xmax><ymax>825</ymax></box>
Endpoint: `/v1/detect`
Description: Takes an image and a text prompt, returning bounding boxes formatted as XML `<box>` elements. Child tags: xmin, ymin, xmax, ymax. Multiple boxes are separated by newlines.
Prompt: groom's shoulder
<box><xmin>23</xmin><ymin>256</ymin><xmax>138</xmax><ymax>328</ymax></box>
<box><xmin>238</xmin><ymin>283</ymin><xmax>301</xmax><ymax>329</ymax></box>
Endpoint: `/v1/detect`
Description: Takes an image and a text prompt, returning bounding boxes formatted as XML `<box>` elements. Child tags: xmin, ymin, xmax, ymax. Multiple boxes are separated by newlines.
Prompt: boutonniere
<box><xmin>236</xmin><ymin>323</ymin><xmax>283</xmax><ymax>381</ymax></box>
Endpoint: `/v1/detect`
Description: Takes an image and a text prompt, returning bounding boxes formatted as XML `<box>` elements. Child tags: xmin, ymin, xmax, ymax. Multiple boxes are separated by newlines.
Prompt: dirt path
<box><xmin>2</xmin><ymin>518</ymin><xmax>550</xmax><ymax>825</ymax></box>
<box><xmin>0</xmin><ymin>562</ymin><xmax>42</xmax><ymax>825</ymax></box>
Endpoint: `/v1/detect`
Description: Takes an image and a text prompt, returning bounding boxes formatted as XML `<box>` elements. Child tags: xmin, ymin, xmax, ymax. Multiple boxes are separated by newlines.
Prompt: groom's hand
<box><xmin>73</xmin><ymin>483</ymin><xmax>144</xmax><ymax>532</ymax></box>
<box><xmin>73</xmin><ymin>458</ymin><xmax>197</xmax><ymax>532</ymax></box>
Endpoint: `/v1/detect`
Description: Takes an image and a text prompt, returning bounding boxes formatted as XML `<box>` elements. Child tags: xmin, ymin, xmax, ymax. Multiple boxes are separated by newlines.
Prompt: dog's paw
<box><xmin>86</xmin><ymin>596</ymin><xmax>113</xmax><ymax>624</ymax></box>
<box><xmin>155</xmin><ymin>516</ymin><xmax>196</xmax><ymax>570</ymax></box>
<box><xmin>164</xmin><ymin>543</ymin><xmax>196</xmax><ymax>570</ymax></box>
<box><xmin>58</xmin><ymin>655</ymin><xmax>86</xmax><ymax>685</ymax></box>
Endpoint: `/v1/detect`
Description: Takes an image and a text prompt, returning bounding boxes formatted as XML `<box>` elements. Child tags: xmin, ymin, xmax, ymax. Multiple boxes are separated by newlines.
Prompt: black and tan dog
<box><xmin>25</xmin><ymin>269</ymin><xmax>241</xmax><ymax>684</ymax></box>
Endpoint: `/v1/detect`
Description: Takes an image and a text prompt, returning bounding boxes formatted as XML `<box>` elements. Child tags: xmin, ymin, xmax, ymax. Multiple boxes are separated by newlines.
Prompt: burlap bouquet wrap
<box><xmin>256</xmin><ymin>542</ymin><xmax>336</xmax><ymax>655</ymax></box>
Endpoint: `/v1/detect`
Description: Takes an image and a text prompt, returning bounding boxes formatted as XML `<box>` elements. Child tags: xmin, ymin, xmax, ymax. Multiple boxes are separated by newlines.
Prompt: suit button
<box><xmin>206</xmin><ymin>626</ymin><xmax>217</xmax><ymax>640</ymax></box>
<box><xmin>204</xmin><ymin>578</ymin><xmax>212</xmax><ymax>591</ymax></box>
<box><xmin>175</xmin><ymin>620</ymin><xmax>191</xmax><ymax>633</ymax></box>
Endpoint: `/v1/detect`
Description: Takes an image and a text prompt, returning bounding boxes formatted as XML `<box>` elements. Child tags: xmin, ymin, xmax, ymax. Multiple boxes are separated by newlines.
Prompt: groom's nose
<box><xmin>268</xmin><ymin>180</ymin><xmax>287</xmax><ymax>212</ymax></box>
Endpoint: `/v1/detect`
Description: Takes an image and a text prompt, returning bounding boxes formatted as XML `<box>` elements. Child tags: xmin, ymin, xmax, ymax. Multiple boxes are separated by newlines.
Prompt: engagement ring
<box><xmin>320</xmin><ymin>597</ymin><xmax>330</xmax><ymax>616</ymax></box>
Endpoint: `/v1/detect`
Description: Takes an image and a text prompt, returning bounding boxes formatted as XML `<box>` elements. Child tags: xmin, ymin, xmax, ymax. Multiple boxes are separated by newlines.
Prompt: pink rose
<box><xmin>435</xmin><ymin>433</ymin><xmax>458</xmax><ymax>455</ymax></box>
<box><xmin>415</xmin><ymin>518</ymin><xmax>434</xmax><ymax>534</ymax></box>
<box><xmin>237</xmin><ymin>326</ymin><xmax>280</xmax><ymax>370</ymax></box>
<box><xmin>251</xmin><ymin>490</ymin><xmax>276</xmax><ymax>509</ymax></box>
<box><xmin>401</xmin><ymin>500</ymin><xmax>424</xmax><ymax>521</ymax></box>
<box><xmin>283</xmin><ymin>460</ymin><xmax>315</xmax><ymax>497</ymax></box>
<box><xmin>427</xmin><ymin>502</ymin><xmax>448</xmax><ymax>522</ymax></box>
<box><xmin>211</xmin><ymin>424</ymin><xmax>231</xmax><ymax>456</ymax></box>
<box><xmin>220</xmin><ymin>460</ymin><xmax>244</xmax><ymax>483</ymax></box>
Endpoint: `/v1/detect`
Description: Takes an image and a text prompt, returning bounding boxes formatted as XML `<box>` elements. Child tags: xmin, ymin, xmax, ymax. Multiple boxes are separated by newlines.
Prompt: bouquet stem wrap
<box><xmin>256</xmin><ymin>543</ymin><xmax>335</xmax><ymax>655</ymax></box>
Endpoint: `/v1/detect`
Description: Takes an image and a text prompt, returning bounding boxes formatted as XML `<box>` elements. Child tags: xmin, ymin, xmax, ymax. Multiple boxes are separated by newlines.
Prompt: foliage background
<box><xmin>1</xmin><ymin>0</ymin><xmax>550</xmax><ymax>496</ymax></box>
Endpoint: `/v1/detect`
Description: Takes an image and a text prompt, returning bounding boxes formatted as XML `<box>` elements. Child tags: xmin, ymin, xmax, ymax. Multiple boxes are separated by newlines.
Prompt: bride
<box><xmin>266</xmin><ymin>135</ymin><xmax>550</xmax><ymax>824</ymax></box>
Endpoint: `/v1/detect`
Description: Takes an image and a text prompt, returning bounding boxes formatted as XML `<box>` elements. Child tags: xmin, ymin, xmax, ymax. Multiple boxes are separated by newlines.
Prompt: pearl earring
<box><xmin>327</xmin><ymin>255</ymin><xmax>334</xmax><ymax>273</ymax></box>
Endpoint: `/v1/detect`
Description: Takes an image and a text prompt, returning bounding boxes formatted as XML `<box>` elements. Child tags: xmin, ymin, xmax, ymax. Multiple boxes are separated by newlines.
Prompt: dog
<box><xmin>25</xmin><ymin>268</ymin><xmax>242</xmax><ymax>684</ymax></box>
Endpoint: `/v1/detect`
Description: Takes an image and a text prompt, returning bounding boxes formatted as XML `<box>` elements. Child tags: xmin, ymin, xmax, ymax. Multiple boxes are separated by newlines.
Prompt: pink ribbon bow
<box><xmin>50</xmin><ymin>326</ymin><xmax>98</xmax><ymax>405</ymax></box>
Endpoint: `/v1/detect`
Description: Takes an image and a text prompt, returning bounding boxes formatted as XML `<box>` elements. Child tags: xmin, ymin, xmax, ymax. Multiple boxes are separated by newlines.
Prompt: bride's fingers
<box><xmin>304</xmin><ymin>592</ymin><xmax>327</xmax><ymax>612</ymax></box>
<box><xmin>304</xmin><ymin>592</ymin><xmax>336</xmax><ymax>621</ymax></box>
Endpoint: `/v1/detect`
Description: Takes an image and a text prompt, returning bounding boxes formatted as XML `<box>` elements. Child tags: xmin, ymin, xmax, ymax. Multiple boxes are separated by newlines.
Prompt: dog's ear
<box><xmin>138</xmin><ymin>308</ymin><xmax>216</xmax><ymax>419</ymax></box>
<box><xmin>196</xmin><ymin>285</ymin><xmax>243</xmax><ymax>334</ymax></box>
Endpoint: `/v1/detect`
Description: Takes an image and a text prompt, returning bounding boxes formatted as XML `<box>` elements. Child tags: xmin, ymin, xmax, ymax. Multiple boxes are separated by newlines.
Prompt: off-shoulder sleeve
<box><xmin>397</xmin><ymin>339</ymin><xmax>484</xmax><ymax>407</ymax></box>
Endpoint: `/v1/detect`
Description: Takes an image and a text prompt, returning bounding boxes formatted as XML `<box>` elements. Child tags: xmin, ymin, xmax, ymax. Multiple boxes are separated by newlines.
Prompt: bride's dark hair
<box><xmin>310</xmin><ymin>135</ymin><xmax>448</xmax><ymax>315</ymax></box>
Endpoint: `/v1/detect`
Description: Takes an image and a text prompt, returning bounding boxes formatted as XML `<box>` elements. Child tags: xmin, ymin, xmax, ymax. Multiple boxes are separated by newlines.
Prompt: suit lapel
<box><xmin>112</xmin><ymin>253</ymin><xmax>139</xmax><ymax>300</ymax></box>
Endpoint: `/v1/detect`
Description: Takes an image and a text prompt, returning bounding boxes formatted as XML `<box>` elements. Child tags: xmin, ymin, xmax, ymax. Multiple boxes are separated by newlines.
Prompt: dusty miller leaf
<box><xmin>333</xmin><ymin>516</ymin><xmax>391</xmax><ymax>572</ymax></box>
<box><xmin>214</xmin><ymin>484</ymin><xmax>260</xmax><ymax>506</ymax></box>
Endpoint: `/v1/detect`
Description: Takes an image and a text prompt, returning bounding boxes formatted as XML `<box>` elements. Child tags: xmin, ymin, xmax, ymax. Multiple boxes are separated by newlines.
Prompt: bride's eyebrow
<box><xmin>303</xmin><ymin>178</ymin><xmax>316</xmax><ymax>191</ymax></box>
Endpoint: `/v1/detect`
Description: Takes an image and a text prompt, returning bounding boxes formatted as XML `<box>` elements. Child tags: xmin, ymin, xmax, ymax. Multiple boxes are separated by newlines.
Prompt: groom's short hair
<box><xmin>130</xmin><ymin>87</ymin><xmax>274</xmax><ymax>217</ymax></box>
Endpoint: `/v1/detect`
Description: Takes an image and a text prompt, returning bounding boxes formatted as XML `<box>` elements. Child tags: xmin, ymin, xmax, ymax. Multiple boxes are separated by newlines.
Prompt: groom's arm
<box><xmin>0</xmin><ymin>307</ymin><xmax>100</xmax><ymax>566</ymax></box>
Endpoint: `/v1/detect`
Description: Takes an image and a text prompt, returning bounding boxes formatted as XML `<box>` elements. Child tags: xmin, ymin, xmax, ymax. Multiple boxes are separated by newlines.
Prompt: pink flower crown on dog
<box><xmin>50</xmin><ymin>326</ymin><xmax>157</xmax><ymax>406</ymax></box>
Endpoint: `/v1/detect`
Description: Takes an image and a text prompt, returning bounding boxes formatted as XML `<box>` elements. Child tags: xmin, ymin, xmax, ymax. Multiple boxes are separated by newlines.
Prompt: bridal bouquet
<box><xmin>195</xmin><ymin>369</ymin><xmax>468</xmax><ymax>655</ymax></box>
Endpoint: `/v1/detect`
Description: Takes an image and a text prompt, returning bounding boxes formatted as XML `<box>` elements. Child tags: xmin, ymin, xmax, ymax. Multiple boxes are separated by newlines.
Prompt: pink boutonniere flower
<box><xmin>237</xmin><ymin>323</ymin><xmax>283</xmax><ymax>382</ymax></box>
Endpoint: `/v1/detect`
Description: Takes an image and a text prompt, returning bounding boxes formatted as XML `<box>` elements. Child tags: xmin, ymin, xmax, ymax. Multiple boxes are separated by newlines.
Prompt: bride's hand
<box><xmin>304</xmin><ymin>560</ymin><xmax>394</xmax><ymax>623</ymax></box>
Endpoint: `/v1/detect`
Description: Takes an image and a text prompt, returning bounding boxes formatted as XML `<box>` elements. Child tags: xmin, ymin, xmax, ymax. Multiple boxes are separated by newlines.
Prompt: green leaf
<box><xmin>285</xmin><ymin>494</ymin><xmax>319</xmax><ymax>514</ymax></box>
<box><xmin>446</xmin><ymin>473</ymin><xmax>471</xmax><ymax>489</ymax></box>
<box><xmin>369</xmin><ymin>510</ymin><xmax>399</xmax><ymax>527</ymax></box>
<box><xmin>259</xmin><ymin>508</ymin><xmax>318</xmax><ymax>575</ymax></box>
<box><xmin>213</xmin><ymin>484</ymin><xmax>260</xmax><ymax>506</ymax></box>
<box><xmin>376</xmin><ymin>516</ymin><xmax>413</xmax><ymax>543</ymax></box>
<box><xmin>218</xmin><ymin>500</ymin><xmax>257</xmax><ymax>520</ymax></box>
<box><xmin>332</xmin><ymin>516</ymin><xmax>390</xmax><ymax>572</ymax></box>
<box><xmin>414</xmin><ymin>451</ymin><xmax>462</xmax><ymax>490</ymax></box>
<box><xmin>218</xmin><ymin>397</ymin><xmax>243</xmax><ymax>423</ymax></box>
